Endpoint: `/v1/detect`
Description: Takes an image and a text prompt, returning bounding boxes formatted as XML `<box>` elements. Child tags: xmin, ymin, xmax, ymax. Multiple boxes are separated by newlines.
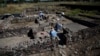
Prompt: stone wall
<box><xmin>11</xmin><ymin>17</ymin><xmax>35</xmax><ymax>23</ymax></box>
<box><xmin>0</xmin><ymin>27</ymin><xmax>31</xmax><ymax>38</ymax></box>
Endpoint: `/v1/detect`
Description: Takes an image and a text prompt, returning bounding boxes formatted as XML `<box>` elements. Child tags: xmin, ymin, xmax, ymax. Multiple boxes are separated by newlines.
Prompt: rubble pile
<box><xmin>64</xmin><ymin>26</ymin><xmax>100</xmax><ymax>44</ymax></box>
<box><xmin>0</xmin><ymin>39</ymin><xmax>52</xmax><ymax>56</ymax></box>
<box><xmin>63</xmin><ymin>25</ymin><xmax>100</xmax><ymax>56</ymax></box>
<box><xmin>65</xmin><ymin>34</ymin><xmax>100</xmax><ymax>56</ymax></box>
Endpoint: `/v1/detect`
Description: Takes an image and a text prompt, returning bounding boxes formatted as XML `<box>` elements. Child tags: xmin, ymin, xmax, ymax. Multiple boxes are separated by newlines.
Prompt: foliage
<box><xmin>82</xmin><ymin>10</ymin><xmax>98</xmax><ymax>15</ymax></box>
<box><xmin>67</xmin><ymin>9</ymin><xmax>82</xmax><ymax>16</ymax></box>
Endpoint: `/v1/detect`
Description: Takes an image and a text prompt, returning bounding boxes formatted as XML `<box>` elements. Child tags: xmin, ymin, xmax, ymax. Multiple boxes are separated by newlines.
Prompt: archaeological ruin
<box><xmin>0</xmin><ymin>6</ymin><xmax>100</xmax><ymax>56</ymax></box>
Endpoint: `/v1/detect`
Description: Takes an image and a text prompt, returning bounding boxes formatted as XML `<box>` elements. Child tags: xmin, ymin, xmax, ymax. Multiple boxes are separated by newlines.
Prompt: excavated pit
<box><xmin>0</xmin><ymin>8</ymin><xmax>100</xmax><ymax>56</ymax></box>
<box><xmin>27</xmin><ymin>29</ymin><xmax>35</xmax><ymax>39</ymax></box>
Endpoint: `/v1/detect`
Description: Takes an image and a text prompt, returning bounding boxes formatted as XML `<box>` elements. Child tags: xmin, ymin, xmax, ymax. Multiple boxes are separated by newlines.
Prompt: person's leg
<box><xmin>56</xmin><ymin>36</ymin><xmax>60</xmax><ymax>41</ymax></box>
<box><xmin>39</xmin><ymin>15</ymin><xmax>42</xmax><ymax>20</ymax></box>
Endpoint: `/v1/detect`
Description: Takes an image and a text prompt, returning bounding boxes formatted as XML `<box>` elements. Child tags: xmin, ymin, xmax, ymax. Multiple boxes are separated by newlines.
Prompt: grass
<box><xmin>65</xmin><ymin>9</ymin><xmax>81</xmax><ymax>16</ymax></box>
<box><xmin>0</xmin><ymin>2</ymin><xmax>100</xmax><ymax>14</ymax></box>
<box><xmin>65</xmin><ymin>9</ymin><xmax>99</xmax><ymax>16</ymax></box>
<box><xmin>0</xmin><ymin>2</ymin><xmax>67</xmax><ymax>14</ymax></box>
<box><xmin>0</xmin><ymin>3</ymin><xmax>35</xmax><ymax>14</ymax></box>
<box><xmin>82</xmin><ymin>10</ymin><xmax>99</xmax><ymax>15</ymax></box>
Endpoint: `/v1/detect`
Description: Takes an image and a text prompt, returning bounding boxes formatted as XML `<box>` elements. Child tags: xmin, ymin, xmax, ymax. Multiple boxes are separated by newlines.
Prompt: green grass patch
<box><xmin>65</xmin><ymin>9</ymin><xmax>99</xmax><ymax>16</ymax></box>
<box><xmin>65</xmin><ymin>9</ymin><xmax>82</xmax><ymax>16</ymax></box>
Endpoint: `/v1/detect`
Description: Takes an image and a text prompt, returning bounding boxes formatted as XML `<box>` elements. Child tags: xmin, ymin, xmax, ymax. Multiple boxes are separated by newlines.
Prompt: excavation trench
<box><xmin>0</xmin><ymin>12</ymin><xmax>100</xmax><ymax>56</ymax></box>
<box><xmin>57</xmin><ymin>33</ymin><xmax>66</xmax><ymax>45</ymax></box>
<box><xmin>27</xmin><ymin>29</ymin><xmax>67</xmax><ymax>46</ymax></box>
<box><xmin>64</xmin><ymin>15</ymin><xmax>99</xmax><ymax>27</ymax></box>
<box><xmin>27</xmin><ymin>29</ymin><xmax>35</xmax><ymax>39</ymax></box>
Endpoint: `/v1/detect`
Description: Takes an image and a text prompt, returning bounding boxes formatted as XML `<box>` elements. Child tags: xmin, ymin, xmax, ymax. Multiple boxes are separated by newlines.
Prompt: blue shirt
<box><xmin>50</xmin><ymin>29</ymin><xmax>57</xmax><ymax>37</ymax></box>
<box><xmin>39</xmin><ymin>12</ymin><xmax>44</xmax><ymax>16</ymax></box>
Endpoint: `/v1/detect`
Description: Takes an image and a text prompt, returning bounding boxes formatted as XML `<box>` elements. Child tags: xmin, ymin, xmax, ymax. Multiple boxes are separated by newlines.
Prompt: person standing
<box><xmin>49</xmin><ymin>28</ymin><xmax>60</xmax><ymax>50</ymax></box>
<box><xmin>50</xmin><ymin>28</ymin><xmax>57</xmax><ymax>39</ymax></box>
<box><xmin>39</xmin><ymin>11</ymin><xmax>44</xmax><ymax>20</ymax></box>
<box><xmin>55</xmin><ymin>23</ymin><xmax>63</xmax><ymax>32</ymax></box>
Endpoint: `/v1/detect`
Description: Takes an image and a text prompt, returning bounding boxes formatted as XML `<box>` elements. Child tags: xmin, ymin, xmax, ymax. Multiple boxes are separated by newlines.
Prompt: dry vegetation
<box><xmin>0</xmin><ymin>3</ymin><xmax>35</xmax><ymax>14</ymax></box>
<box><xmin>0</xmin><ymin>2</ymin><xmax>100</xmax><ymax>14</ymax></box>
